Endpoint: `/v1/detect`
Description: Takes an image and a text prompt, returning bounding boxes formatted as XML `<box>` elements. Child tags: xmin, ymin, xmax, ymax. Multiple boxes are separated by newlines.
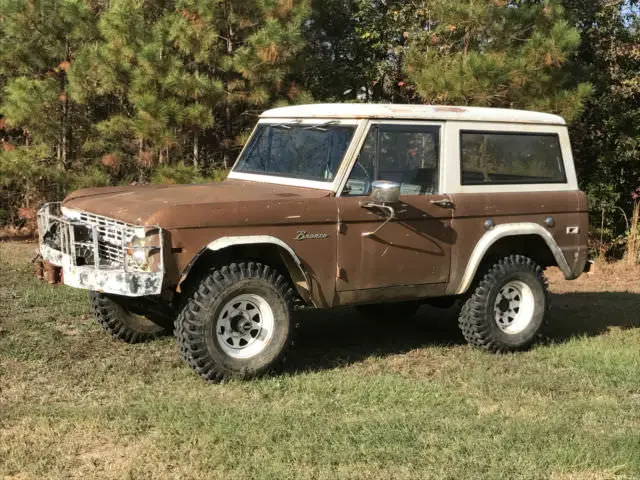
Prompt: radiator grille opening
<box><xmin>78</xmin><ymin>212</ymin><xmax>136</xmax><ymax>267</ymax></box>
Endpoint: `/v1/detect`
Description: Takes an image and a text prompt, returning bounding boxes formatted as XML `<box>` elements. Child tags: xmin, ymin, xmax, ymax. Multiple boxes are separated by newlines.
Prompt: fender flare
<box><xmin>455</xmin><ymin>223</ymin><xmax>573</xmax><ymax>295</ymax></box>
<box><xmin>178</xmin><ymin>235</ymin><xmax>312</xmax><ymax>302</ymax></box>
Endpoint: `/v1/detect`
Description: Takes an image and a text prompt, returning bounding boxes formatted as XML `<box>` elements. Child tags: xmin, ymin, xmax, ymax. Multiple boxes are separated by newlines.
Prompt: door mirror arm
<box><xmin>359</xmin><ymin>181</ymin><xmax>401</xmax><ymax>237</ymax></box>
<box><xmin>359</xmin><ymin>203</ymin><xmax>396</xmax><ymax>237</ymax></box>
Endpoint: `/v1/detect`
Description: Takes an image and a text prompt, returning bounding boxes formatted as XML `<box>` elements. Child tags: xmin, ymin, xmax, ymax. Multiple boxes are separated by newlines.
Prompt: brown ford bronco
<box><xmin>37</xmin><ymin>104</ymin><xmax>589</xmax><ymax>381</ymax></box>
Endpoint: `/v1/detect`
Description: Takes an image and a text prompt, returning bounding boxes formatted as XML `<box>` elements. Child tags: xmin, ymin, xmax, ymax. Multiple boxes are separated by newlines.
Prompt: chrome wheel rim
<box><xmin>216</xmin><ymin>294</ymin><xmax>274</xmax><ymax>359</ymax></box>
<box><xmin>493</xmin><ymin>280</ymin><xmax>535</xmax><ymax>335</ymax></box>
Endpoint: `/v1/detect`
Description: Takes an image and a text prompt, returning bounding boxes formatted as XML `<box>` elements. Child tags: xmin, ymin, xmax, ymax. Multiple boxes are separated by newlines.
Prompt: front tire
<box><xmin>458</xmin><ymin>255</ymin><xmax>549</xmax><ymax>352</ymax></box>
<box><xmin>90</xmin><ymin>292</ymin><xmax>169</xmax><ymax>343</ymax></box>
<box><xmin>175</xmin><ymin>262</ymin><xmax>296</xmax><ymax>381</ymax></box>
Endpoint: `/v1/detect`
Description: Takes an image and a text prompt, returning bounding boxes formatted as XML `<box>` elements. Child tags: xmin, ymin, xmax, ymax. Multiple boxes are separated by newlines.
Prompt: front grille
<box><xmin>78</xmin><ymin>212</ymin><xmax>136</xmax><ymax>266</ymax></box>
<box><xmin>38</xmin><ymin>203</ymin><xmax>162</xmax><ymax>273</ymax></box>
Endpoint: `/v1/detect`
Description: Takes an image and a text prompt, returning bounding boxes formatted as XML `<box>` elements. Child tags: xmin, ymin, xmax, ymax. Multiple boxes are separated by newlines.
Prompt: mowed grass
<box><xmin>1</xmin><ymin>242</ymin><xmax>639</xmax><ymax>480</ymax></box>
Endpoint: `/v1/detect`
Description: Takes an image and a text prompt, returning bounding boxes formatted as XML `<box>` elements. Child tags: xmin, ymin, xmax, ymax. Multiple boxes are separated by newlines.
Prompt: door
<box><xmin>336</xmin><ymin>122</ymin><xmax>454</xmax><ymax>291</ymax></box>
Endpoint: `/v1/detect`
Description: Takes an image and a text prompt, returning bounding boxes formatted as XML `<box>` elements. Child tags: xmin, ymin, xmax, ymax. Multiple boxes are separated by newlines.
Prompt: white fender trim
<box><xmin>456</xmin><ymin>223</ymin><xmax>573</xmax><ymax>295</ymax></box>
<box><xmin>207</xmin><ymin>235</ymin><xmax>310</xmax><ymax>288</ymax></box>
<box><xmin>207</xmin><ymin>235</ymin><xmax>299</xmax><ymax>263</ymax></box>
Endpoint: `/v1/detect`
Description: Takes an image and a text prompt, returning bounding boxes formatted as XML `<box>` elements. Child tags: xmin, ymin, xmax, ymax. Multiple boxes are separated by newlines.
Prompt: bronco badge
<box><xmin>295</xmin><ymin>231</ymin><xmax>329</xmax><ymax>241</ymax></box>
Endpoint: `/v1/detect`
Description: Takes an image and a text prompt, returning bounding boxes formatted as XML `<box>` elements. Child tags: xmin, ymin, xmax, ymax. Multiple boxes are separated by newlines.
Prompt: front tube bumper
<box><xmin>37</xmin><ymin>203</ymin><xmax>164</xmax><ymax>297</ymax></box>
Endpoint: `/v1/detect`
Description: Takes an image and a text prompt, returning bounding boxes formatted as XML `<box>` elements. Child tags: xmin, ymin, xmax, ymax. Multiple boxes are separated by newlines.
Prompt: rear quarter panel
<box><xmin>448</xmin><ymin>191</ymin><xmax>589</xmax><ymax>294</ymax></box>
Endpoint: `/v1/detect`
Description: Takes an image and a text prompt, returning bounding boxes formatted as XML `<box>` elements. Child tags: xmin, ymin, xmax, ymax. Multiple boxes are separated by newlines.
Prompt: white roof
<box><xmin>260</xmin><ymin>103</ymin><xmax>566</xmax><ymax>126</ymax></box>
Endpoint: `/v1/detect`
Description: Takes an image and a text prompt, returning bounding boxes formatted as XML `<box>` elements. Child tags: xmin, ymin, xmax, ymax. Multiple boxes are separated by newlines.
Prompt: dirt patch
<box><xmin>547</xmin><ymin>262</ymin><xmax>640</xmax><ymax>294</ymax></box>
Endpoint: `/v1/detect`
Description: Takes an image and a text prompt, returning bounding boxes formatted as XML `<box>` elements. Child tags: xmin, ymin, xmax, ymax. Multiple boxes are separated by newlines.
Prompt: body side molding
<box><xmin>456</xmin><ymin>223</ymin><xmax>573</xmax><ymax>295</ymax></box>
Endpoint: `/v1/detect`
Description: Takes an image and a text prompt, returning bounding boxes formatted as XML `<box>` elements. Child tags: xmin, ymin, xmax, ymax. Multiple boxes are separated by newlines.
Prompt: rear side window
<box><xmin>460</xmin><ymin>131</ymin><xmax>566</xmax><ymax>185</ymax></box>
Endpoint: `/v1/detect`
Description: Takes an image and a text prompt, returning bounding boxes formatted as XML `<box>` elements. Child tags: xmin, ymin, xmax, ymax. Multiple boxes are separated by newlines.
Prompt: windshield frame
<box><xmin>228</xmin><ymin>118</ymin><xmax>367</xmax><ymax>191</ymax></box>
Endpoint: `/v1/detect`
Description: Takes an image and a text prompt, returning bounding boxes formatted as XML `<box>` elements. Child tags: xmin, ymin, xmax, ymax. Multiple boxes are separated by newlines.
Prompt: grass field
<box><xmin>1</xmin><ymin>241</ymin><xmax>639</xmax><ymax>479</ymax></box>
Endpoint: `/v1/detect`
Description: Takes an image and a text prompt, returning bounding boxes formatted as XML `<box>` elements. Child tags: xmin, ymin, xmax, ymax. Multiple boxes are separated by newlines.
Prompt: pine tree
<box><xmin>69</xmin><ymin>0</ymin><xmax>310</xmax><ymax>175</ymax></box>
<box><xmin>404</xmin><ymin>1</ymin><xmax>592</xmax><ymax>121</ymax></box>
<box><xmin>301</xmin><ymin>0</ymin><xmax>419</xmax><ymax>102</ymax></box>
<box><xmin>0</xmin><ymin>0</ymin><xmax>97</xmax><ymax>168</ymax></box>
<box><xmin>561</xmin><ymin>0</ymin><xmax>640</xmax><ymax>238</ymax></box>
<box><xmin>209</xmin><ymin>0</ymin><xmax>311</xmax><ymax>167</ymax></box>
<box><xmin>167</xmin><ymin>2</ymin><xmax>224</xmax><ymax>167</ymax></box>
<box><xmin>68</xmin><ymin>0</ymin><xmax>173</xmax><ymax>179</ymax></box>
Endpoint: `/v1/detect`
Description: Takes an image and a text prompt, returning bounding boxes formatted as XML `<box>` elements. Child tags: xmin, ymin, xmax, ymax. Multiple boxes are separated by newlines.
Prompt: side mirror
<box><xmin>369</xmin><ymin>180</ymin><xmax>401</xmax><ymax>204</ymax></box>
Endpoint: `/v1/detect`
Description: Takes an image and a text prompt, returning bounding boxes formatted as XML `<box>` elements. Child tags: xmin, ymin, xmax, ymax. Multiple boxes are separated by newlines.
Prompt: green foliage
<box><xmin>0</xmin><ymin>145</ymin><xmax>110</xmax><ymax>226</ymax></box>
<box><xmin>0</xmin><ymin>0</ymin><xmax>637</xmax><ymax>245</ymax></box>
<box><xmin>0</xmin><ymin>0</ymin><xmax>310</xmax><ymax>226</ymax></box>
<box><xmin>302</xmin><ymin>0</ymin><xmax>594</xmax><ymax>117</ymax></box>
<box><xmin>0</xmin><ymin>0</ymin><xmax>99</xmax><ymax>167</ymax></box>
<box><xmin>301</xmin><ymin>0</ymin><xmax>415</xmax><ymax>101</ymax></box>
<box><xmin>2</xmin><ymin>77</ymin><xmax>62</xmax><ymax>146</ymax></box>
<box><xmin>0</xmin><ymin>145</ymin><xmax>67</xmax><ymax>225</ymax></box>
<box><xmin>150</xmin><ymin>164</ymin><xmax>208</xmax><ymax>185</ymax></box>
<box><xmin>150</xmin><ymin>164</ymin><xmax>230</xmax><ymax>185</ymax></box>
<box><xmin>565</xmin><ymin>0</ymin><xmax>640</xmax><ymax>248</ymax></box>
<box><xmin>404</xmin><ymin>1</ymin><xmax>592</xmax><ymax>121</ymax></box>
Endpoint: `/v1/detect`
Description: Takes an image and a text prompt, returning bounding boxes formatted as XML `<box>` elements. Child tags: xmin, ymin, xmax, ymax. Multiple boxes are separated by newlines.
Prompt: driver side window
<box><xmin>343</xmin><ymin>124</ymin><xmax>440</xmax><ymax>196</ymax></box>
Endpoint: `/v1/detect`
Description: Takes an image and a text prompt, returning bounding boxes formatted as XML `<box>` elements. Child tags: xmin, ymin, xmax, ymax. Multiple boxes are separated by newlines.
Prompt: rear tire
<box><xmin>90</xmin><ymin>292</ymin><xmax>168</xmax><ymax>343</ymax></box>
<box><xmin>458</xmin><ymin>255</ymin><xmax>549</xmax><ymax>352</ymax></box>
<box><xmin>175</xmin><ymin>262</ymin><xmax>296</xmax><ymax>381</ymax></box>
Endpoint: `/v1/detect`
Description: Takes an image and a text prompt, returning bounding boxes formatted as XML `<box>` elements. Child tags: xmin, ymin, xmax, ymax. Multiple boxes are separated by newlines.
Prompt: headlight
<box><xmin>126</xmin><ymin>230</ymin><xmax>162</xmax><ymax>271</ymax></box>
<box><xmin>127</xmin><ymin>236</ymin><xmax>150</xmax><ymax>270</ymax></box>
<box><xmin>60</xmin><ymin>206</ymin><xmax>82</xmax><ymax>220</ymax></box>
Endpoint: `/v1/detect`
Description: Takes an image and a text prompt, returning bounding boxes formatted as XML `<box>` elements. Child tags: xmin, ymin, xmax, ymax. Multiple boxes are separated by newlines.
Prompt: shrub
<box><xmin>151</xmin><ymin>164</ymin><xmax>228</xmax><ymax>185</ymax></box>
<box><xmin>0</xmin><ymin>145</ymin><xmax>109</xmax><ymax>228</ymax></box>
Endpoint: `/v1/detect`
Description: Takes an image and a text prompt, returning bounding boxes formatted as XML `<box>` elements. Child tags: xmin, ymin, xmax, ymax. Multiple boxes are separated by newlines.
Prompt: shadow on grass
<box><xmin>545</xmin><ymin>291</ymin><xmax>640</xmax><ymax>342</ymax></box>
<box><xmin>286</xmin><ymin>304</ymin><xmax>465</xmax><ymax>373</ymax></box>
<box><xmin>285</xmin><ymin>291</ymin><xmax>640</xmax><ymax>374</ymax></box>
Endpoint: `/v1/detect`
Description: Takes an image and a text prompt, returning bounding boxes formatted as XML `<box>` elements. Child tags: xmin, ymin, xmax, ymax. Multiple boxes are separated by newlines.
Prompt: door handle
<box><xmin>430</xmin><ymin>199</ymin><xmax>455</xmax><ymax>209</ymax></box>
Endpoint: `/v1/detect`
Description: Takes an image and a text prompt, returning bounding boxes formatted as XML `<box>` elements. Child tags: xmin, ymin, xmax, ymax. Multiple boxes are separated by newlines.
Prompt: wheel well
<box><xmin>177</xmin><ymin>244</ymin><xmax>309</xmax><ymax>305</ymax></box>
<box><xmin>477</xmin><ymin>235</ymin><xmax>556</xmax><ymax>277</ymax></box>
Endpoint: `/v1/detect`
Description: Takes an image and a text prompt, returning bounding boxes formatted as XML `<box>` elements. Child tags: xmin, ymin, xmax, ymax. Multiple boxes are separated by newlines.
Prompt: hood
<box><xmin>63</xmin><ymin>179</ymin><xmax>332</xmax><ymax>226</ymax></box>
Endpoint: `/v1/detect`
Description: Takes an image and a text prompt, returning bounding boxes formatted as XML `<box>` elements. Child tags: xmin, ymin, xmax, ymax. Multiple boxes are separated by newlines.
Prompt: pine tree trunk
<box><xmin>223</xmin><ymin>0</ymin><xmax>234</xmax><ymax>170</ymax></box>
<box><xmin>138</xmin><ymin>138</ymin><xmax>144</xmax><ymax>183</ymax></box>
<box><xmin>59</xmin><ymin>37</ymin><xmax>70</xmax><ymax>169</ymax></box>
<box><xmin>224</xmin><ymin>104</ymin><xmax>231</xmax><ymax>170</ymax></box>
<box><xmin>61</xmin><ymin>98</ymin><xmax>68</xmax><ymax>168</ymax></box>
<box><xmin>193</xmin><ymin>133</ymin><xmax>199</xmax><ymax>168</ymax></box>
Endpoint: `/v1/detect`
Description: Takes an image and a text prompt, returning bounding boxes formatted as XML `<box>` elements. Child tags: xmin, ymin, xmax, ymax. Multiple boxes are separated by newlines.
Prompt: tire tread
<box><xmin>90</xmin><ymin>293</ymin><xmax>165</xmax><ymax>344</ymax></box>
<box><xmin>458</xmin><ymin>254</ymin><xmax>550</xmax><ymax>352</ymax></box>
<box><xmin>174</xmin><ymin>262</ymin><xmax>296</xmax><ymax>381</ymax></box>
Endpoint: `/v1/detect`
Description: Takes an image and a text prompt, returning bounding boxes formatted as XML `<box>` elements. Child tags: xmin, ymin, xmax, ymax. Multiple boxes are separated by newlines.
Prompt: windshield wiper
<box><xmin>271</xmin><ymin>123</ymin><xmax>292</xmax><ymax>130</ymax></box>
<box><xmin>303</xmin><ymin>120</ymin><xmax>338</xmax><ymax>132</ymax></box>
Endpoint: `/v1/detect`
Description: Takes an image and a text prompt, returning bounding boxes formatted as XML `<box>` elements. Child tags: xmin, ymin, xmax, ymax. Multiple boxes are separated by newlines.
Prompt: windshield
<box><xmin>234</xmin><ymin>122</ymin><xmax>356</xmax><ymax>182</ymax></box>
